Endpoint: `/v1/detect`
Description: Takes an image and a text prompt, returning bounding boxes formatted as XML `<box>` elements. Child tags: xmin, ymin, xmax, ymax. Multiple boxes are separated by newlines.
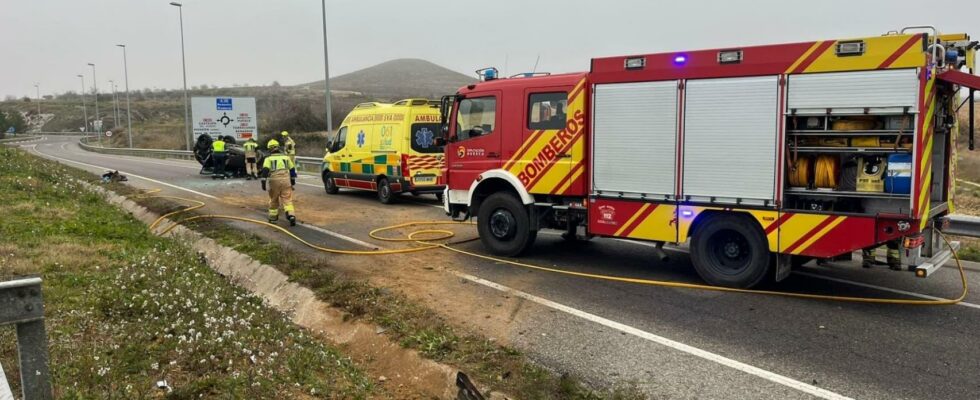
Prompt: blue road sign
<box><xmin>216</xmin><ymin>98</ymin><xmax>233</xmax><ymax>111</ymax></box>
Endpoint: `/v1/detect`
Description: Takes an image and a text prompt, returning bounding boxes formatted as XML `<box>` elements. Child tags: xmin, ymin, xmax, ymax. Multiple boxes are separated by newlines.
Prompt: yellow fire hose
<box><xmin>133</xmin><ymin>190</ymin><xmax>968</xmax><ymax>306</ymax></box>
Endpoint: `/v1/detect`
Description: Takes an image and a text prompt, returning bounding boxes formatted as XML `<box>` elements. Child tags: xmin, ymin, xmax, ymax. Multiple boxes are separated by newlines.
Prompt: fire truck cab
<box><xmin>441</xmin><ymin>28</ymin><xmax>979</xmax><ymax>288</ymax></box>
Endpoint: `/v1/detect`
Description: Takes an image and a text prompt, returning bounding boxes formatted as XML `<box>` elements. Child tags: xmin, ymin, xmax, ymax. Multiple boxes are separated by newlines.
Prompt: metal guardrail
<box><xmin>0</xmin><ymin>136</ymin><xmax>42</xmax><ymax>144</ymax></box>
<box><xmin>77</xmin><ymin>137</ymin><xmax>196</xmax><ymax>161</ymax></box>
<box><xmin>945</xmin><ymin>214</ymin><xmax>980</xmax><ymax>238</ymax></box>
<box><xmin>76</xmin><ymin>137</ymin><xmax>324</xmax><ymax>174</ymax></box>
<box><xmin>0</xmin><ymin>277</ymin><xmax>52</xmax><ymax>400</ymax></box>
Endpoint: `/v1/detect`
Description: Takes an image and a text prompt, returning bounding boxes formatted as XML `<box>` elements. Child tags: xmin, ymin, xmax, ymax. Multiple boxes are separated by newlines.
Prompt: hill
<box><xmin>301</xmin><ymin>58</ymin><xmax>474</xmax><ymax>100</ymax></box>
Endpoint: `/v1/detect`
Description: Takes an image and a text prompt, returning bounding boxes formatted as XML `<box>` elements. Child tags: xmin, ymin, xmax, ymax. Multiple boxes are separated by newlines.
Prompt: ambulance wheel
<box><xmin>690</xmin><ymin>214</ymin><xmax>771</xmax><ymax>289</ymax></box>
<box><xmin>477</xmin><ymin>192</ymin><xmax>537</xmax><ymax>257</ymax></box>
<box><xmin>323</xmin><ymin>172</ymin><xmax>339</xmax><ymax>194</ymax></box>
<box><xmin>377</xmin><ymin>177</ymin><xmax>396</xmax><ymax>204</ymax></box>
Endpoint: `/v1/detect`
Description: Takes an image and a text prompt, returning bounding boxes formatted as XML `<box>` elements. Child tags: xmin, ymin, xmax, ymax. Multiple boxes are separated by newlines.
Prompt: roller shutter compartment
<box><xmin>787</xmin><ymin>69</ymin><xmax>919</xmax><ymax>115</ymax></box>
<box><xmin>682</xmin><ymin>76</ymin><xmax>779</xmax><ymax>205</ymax></box>
<box><xmin>592</xmin><ymin>81</ymin><xmax>678</xmax><ymax>199</ymax></box>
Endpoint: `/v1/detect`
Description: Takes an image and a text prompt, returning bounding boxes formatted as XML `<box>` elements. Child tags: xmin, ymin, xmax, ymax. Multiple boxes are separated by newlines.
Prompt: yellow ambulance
<box><xmin>321</xmin><ymin>99</ymin><xmax>445</xmax><ymax>204</ymax></box>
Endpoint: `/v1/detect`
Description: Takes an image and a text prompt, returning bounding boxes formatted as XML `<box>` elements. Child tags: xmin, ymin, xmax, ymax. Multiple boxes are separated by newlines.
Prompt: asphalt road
<box><xmin>19</xmin><ymin>136</ymin><xmax>980</xmax><ymax>399</ymax></box>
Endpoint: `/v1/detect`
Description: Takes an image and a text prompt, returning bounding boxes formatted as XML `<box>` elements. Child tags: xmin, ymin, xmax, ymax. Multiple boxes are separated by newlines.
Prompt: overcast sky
<box><xmin>1</xmin><ymin>0</ymin><xmax>976</xmax><ymax>98</ymax></box>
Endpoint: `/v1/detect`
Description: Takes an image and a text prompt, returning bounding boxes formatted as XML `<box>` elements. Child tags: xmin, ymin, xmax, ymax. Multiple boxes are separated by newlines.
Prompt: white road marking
<box><xmin>404</xmin><ymin>198</ymin><xmax>444</xmax><ymax>209</ymax></box>
<box><xmin>0</xmin><ymin>359</ymin><xmax>12</xmax><ymax>400</ymax></box>
<box><xmin>454</xmin><ymin>271</ymin><xmax>853</xmax><ymax>400</ymax></box>
<box><xmin>793</xmin><ymin>271</ymin><xmax>980</xmax><ymax>310</ymax></box>
<box><xmin>29</xmin><ymin>144</ymin><xmax>217</xmax><ymax>199</ymax></box>
<box><xmin>298</xmin><ymin>223</ymin><xmax>381</xmax><ymax>249</ymax></box>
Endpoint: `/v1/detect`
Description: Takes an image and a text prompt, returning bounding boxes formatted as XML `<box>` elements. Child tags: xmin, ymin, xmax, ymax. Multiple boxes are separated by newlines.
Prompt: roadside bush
<box><xmin>0</xmin><ymin>108</ymin><xmax>27</xmax><ymax>134</ymax></box>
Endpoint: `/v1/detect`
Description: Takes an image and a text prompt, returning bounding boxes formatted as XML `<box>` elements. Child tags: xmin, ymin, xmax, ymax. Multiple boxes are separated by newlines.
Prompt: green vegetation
<box><xmin>0</xmin><ymin>146</ymin><xmax>372</xmax><ymax>399</ymax></box>
<box><xmin>0</xmin><ymin>108</ymin><xmax>27</xmax><ymax>137</ymax></box>
<box><xmin>162</xmin><ymin>212</ymin><xmax>644</xmax><ymax>400</ymax></box>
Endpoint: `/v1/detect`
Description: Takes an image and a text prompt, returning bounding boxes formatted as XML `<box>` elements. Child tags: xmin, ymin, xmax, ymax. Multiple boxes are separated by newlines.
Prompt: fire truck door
<box><xmin>446</xmin><ymin>92</ymin><xmax>504</xmax><ymax>190</ymax></box>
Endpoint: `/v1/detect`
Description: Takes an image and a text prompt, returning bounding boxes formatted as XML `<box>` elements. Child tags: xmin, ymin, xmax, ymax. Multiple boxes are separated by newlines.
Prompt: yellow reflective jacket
<box><xmin>262</xmin><ymin>153</ymin><xmax>295</xmax><ymax>179</ymax></box>
<box><xmin>212</xmin><ymin>139</ymin><xmax>226</xmax><ymax>153</ymax></box>
<box><xmin>243</xmin><ymin>141</ymin><xmax>258</xmax><ymax>156</ymax></box>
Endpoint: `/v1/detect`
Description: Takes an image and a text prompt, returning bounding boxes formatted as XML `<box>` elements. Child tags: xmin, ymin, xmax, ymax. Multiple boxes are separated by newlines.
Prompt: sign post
<box><xmin>191</xmin><ymin>97</ymin><xmax>257</xmax><ymax>143</ymax></box>
<box><xmin>0</xmin><ymin>277</ymin><xmax>52</xmax><ymax>400</ymax></box>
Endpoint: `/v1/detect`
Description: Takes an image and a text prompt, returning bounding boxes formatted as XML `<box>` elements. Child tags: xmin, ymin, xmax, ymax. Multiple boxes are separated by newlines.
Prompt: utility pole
<box><xmin>321</xmin><ymin>0</ymin><xmax>333</xmax><ymax>132</ymax></box>
<box><xmin>88</xmin><ymin>63</ymin><xmax>101</xmax><ymax>145</ymax></box>
<box><xmin>117</xmin><ymin>44</ymin><xmax>134</xmax><ymax>148</ymax></box>
<box><xmin>170</xmin><ymin>2</ymin><xmax>192</xmax><ymax>150</ymax></box>
<box><xmin>77</xmin><ymin>74</ymin><xmax>89</xmax><ymax>137</ymax></box>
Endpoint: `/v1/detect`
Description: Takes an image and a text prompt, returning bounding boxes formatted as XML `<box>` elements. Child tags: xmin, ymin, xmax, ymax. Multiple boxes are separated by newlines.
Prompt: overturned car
<box><xmin>193</xmin><ymin>135</ymin><xmax>264</xmax><ymax>177</ymax></box>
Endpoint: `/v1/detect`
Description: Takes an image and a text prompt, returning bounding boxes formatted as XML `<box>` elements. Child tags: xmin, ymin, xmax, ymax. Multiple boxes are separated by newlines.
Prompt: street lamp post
<box><xmin>33</xmin><ymin>83</ymin><xmax>40</xmax><ymax>117</ymax></box>
<box><xmin>116</xmin><ymin>44</ymin><xmax>133</xmax><ymax>148</ymax></box>
<box><xmin>170</xmin><ymin>2</ymin><xmax>192</xmax><ymax>151</ymax></box>
<box><xmin>321</xmin><ymin>0</ymin><xmax>333</xmax><ymax>133</ymax></box>
<box><xmin>109</xmin><ymin>79</ymin><xmax>119</xmax><ymax>128</ymax></box>
<box><xmin>77</xmin><ymin>74</ymin><xmax>89</xmax><ymax>136</ymax></box>
<box><xmin>88</xmin><ymin>63</ymin><xmax>101</xmax><ymax>146</ymax></box>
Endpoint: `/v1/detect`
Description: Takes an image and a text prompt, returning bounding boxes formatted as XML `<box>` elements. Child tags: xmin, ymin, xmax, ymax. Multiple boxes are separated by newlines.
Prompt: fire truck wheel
<box><xmin>690</xmin><ymin>214</ymin><xmax>771</xmax><ymax>288</ymax></box>
<box><xmin>323</xmin><ymin>172</ymin><xmax>339</xmax><ymax>194</ymax></box>
<box><xmin>478</xmin><ymin>192</ymin><xmax>537</xmax><ymax>256</ymax></box>
<box><xmin>377</xmin><ymin>177</ymin><xmax>396</xmax><ymax>204</ymax></box>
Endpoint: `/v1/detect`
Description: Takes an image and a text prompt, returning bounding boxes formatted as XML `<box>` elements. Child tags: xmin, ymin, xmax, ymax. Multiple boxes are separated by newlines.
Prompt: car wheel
<box><xmin>323</xmin><ymin>172</ymin><xmax>339</xmax><ymax>194</ymax></box>
<box><xmin>377</xmin><ymin>177</ymin><xmax>395</xmax><ymax>204</ymax></box>
<box><xmin>477</xmin><ymin>192</ymin><xmax>537</xmax><ymax>256</ymax></box>
<box><xmin>690</xmin><ymin>213</ymin><xmax>771</xmax><ymax>288</ymax></box>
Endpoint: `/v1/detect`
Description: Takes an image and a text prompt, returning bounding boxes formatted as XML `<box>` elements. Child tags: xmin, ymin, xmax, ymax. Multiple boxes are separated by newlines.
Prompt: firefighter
<box><xmin>211</xmin><ymin>135</ymin><xmax>227</xmax><ymax>179</ymax></box>
<box><xmin>280</xmin><ymin>130</ymin><xmax>297</xmax><ymax>164</ymax></box>
<box><xmin>862</xmin><ymin>240</ymin><xmax>902</xmax><ymax>270</ymax></box>
<box><xmin>260</xmin><ymin>140</ymin><xmax>297</xmax><ymax>226</ymax></box>
<box><xmin>243</xmin><ymin>137</ymin><xmax>259</xmax><ymax>180</ymax></box>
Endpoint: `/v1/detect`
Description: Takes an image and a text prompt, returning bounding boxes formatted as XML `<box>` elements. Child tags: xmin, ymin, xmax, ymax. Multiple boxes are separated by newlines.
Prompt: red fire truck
<box><xmin>439</xmin><ymin>27</ymin><xmax>979</xmax><ymax>288</ymax></box>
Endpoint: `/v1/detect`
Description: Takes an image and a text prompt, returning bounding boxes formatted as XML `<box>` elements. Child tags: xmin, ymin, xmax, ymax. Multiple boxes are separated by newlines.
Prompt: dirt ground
<box><xmin>216</xmin><ymin>189</ymin><xmax>536</xmax><ymax>347</ymax></box>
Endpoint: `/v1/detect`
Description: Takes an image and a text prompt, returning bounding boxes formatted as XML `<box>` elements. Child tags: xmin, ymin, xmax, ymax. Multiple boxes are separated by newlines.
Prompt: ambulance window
<box><xmin>411</xmin><ymin>123</ymin><xmax>443</xmax><ymax>153</ymax></box>
<box><xmin>334</xmin><ymin>126</ymin><xmax>348</xmax><ymax>151</ymax></box>
<box><xmin>528</xmin><ymin>92</ymin><xmax>568</xmax><ymax>130</ymax></box>
<box><xmin>455</xmin><ymin>97</ymin><xmax>496</xmax><ymax>141</ymax></box>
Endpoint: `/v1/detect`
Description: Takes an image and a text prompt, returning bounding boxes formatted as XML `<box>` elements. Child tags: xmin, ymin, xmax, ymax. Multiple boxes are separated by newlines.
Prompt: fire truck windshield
<box><xmin>454</xmin><ymin>97</ymin><xmax>496</xmax><ymax>141</ymax></box>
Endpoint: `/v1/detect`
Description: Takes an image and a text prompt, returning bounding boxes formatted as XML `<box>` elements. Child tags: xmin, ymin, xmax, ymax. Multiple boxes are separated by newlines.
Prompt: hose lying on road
<box><xmin>133</xmin><ymin>190</ymin><xmax>968</xmax><ymax>306</ymax></box>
